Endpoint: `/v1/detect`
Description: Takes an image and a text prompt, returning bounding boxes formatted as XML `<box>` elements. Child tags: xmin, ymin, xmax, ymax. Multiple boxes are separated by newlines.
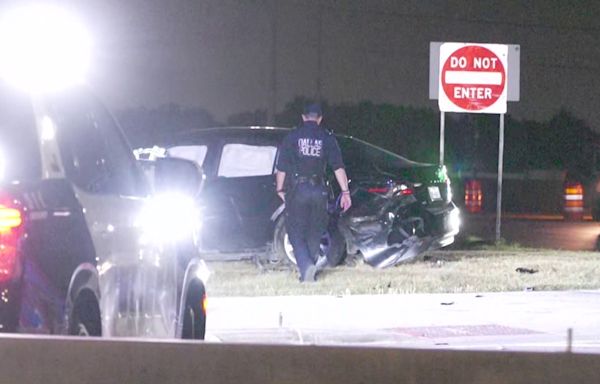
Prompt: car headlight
<box><xmin>139</xmin><ymin>193</ymin><xmax>201</xmax><ymax>244</ymax></box>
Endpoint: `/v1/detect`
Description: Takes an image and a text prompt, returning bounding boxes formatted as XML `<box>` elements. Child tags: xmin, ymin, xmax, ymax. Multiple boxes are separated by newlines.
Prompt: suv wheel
<box><xmin>69</xmin><ymin>290</ymin><xmax>101</xmax><ymax>337</ymax></box>
<box><xmin>272</xmin><ymin>216</ymin><xmax>346</xmax><ymax>267</ymax></box>
<box><xmin>181</xmin><ymin>282</ymin><xmax>206</xmax><ymax>340</ymax></box>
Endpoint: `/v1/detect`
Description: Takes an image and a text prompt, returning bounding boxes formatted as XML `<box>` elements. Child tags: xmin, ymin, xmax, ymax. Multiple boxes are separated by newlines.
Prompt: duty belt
<box><xmin>294</xmin><ymin>174</ymin><xmax>323</xmax><ymax>186</ymax></box>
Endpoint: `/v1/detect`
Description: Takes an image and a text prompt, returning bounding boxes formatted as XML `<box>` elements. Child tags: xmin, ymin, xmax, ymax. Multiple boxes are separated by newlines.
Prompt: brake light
<box><xmin>0</xmin><ymin>198</ymin><xmax>23</xmax><ymax>283</ymax></box>
<box><xmin>398</xmin><ymin>185</ymin><xmax>414</xmax><ymax>196</ymax></box>
<box><xmin>464</xmin><ymin>179</ymin><xmax>483</xmax><ymax>213</ymax></box>
<box><xmin>367</xmin><ymin>187</ymin><xmax>390</xmax><ymax>194</ymax></box>
<box><xmin>367</xmin><ymin>183</ymin><xmax>414</xmax><ymax>196</ymax></box>
<box><xmin>0</xmin><ymin>205</ymin><xmax>22</xmax><ymax>233</ymax></box>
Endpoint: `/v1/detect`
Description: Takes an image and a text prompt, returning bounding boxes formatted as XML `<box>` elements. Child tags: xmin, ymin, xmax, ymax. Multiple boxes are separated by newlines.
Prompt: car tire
<box><xmin>181</xmin><ymin>281</ymin><xmax>206</xmax><ymax>340</ymax></box>
<box><xmin>272</xmin><ymin>215</ymin><xmax>346</xmax><ymax>267</ymax></box>
<box><xmin>69</xmin><ymin>290</ymin><xmax>102</xmax><ymax>337</ymax></box>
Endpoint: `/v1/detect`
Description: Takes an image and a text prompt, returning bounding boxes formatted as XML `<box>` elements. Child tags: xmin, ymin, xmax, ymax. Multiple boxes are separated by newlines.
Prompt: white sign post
<box><xmin>436</xmin><ymin>42</ymin><xmax>510</xmax><ymax>243</ymax></box>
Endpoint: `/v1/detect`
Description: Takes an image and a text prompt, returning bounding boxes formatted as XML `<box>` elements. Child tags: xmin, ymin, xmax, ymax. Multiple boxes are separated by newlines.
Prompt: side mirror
<box><xmin>139</xmin><ymin>157</ymin><xmax>205</xmax><ymax>197</ymax></box>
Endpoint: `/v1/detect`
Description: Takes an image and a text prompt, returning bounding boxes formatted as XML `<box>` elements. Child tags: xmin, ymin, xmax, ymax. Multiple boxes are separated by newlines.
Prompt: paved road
<box><xmin>459</xmin><ymin>214</ymin><xmax>600</xmax><ymax>251</ymax></box>
<box><xmin>206</xmin><ymin>291</ymin><xmax>600</xmax><ymax>353</ymax></box>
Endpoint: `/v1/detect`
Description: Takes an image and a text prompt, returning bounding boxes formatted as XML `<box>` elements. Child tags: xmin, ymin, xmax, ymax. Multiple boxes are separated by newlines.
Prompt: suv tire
<box><xmin>272</xmin><ymin>215</ymin><xmax>346</xmax><ymax>267</ymax></box>
<box><xmin>181</xmin><ymin>281</ymin><xmax>206</xmax><ymax>340</ymax></box>
<box><xmin>69</xmin><ymin>290</ymin><xmax>102</xmax><ymax>337</ymax></box>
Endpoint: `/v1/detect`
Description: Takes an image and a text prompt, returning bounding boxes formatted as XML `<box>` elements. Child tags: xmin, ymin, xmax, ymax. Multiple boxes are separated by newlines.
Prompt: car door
<box><xmin>200</xmin><ymin>135</ymin><xmax>281</xmax><ymax>252</ymax></box>
<box><xmin>51</xmin><ymin>90</ymin><xmax>177</xmax><ymax>337</ymax></box>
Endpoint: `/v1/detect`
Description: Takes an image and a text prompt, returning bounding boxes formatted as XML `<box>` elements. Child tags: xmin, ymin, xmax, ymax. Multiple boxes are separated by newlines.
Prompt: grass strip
<box><xmin>206</xmin><ymin>250</ymin><xmax>600</xmax><ymax>297</ymax></box>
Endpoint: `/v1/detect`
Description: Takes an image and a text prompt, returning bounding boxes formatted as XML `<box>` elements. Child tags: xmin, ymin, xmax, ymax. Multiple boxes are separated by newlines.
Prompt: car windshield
<box><xmin>337</xmin><ymin>136</ymin><xmax>420</xmax><ymax>177</ymax></box>
<box><xmin>0</xmin><ymin>84</ymin><xmax>41</xmax><ymax>182</ymax></box>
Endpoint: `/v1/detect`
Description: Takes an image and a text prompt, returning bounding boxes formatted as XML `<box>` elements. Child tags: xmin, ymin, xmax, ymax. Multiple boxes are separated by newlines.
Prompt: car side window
<box><xmin>167</xmin><ymin>145</ymin><xmax>208</xmax><ymax>168</ymax></box>
<box><xmin>52</xmin><ymin>90</ymin><xmax>148</xmax><ymax>196</ymax></box>
<box><xmin>217</xmin><ymin>144</ymin><xmax>277</xmax><ymax>178</ymax></box>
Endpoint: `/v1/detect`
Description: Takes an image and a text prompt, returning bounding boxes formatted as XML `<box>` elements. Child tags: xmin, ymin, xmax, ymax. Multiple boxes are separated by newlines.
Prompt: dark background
<box><xmin>5</xmin><ymin>0</ymin><xmax>599</xmax><ymax>211</ymax></box>
<box><xmin>24</xmin><ymin>0</ymin><xmax>599</xmax><ymax>130</ymax></box>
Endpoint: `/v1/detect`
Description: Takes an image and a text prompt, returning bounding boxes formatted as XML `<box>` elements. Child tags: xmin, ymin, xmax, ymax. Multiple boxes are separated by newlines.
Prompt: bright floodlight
<box><xmin>0</xmin><ymin>5</ymin><xmax>91</xmax><ymax>92</ymax></box>
<box><xmin>140</xmin><ymin>193</ymin><xmax>201</xmax><ymax>244</ymax></box>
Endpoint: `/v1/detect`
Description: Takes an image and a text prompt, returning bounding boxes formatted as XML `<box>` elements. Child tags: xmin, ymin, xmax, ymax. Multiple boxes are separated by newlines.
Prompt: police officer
<box><xmin>275</xmin><ymin>104</ymin><xmax>351</xmax><ymax>282</ymax></box>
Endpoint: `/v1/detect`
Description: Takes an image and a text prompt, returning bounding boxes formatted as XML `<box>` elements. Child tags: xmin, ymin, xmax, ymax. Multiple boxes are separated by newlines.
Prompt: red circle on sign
<box><xmin>441</xmin><ymin>45</ymin><xmax>506</xmax><ymax>111</ymax></box>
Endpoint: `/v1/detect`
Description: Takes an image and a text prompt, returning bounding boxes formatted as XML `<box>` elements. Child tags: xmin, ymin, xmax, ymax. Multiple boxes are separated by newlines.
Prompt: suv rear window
<box><xmin>338</xmin><ymin>137</ymin><xmax>418</xmax><ymax>177</ymax></box>
<box><xmin>0</xmin><ymin>84</ymin><xmax>41</xmax><ymax>182</ymax></box>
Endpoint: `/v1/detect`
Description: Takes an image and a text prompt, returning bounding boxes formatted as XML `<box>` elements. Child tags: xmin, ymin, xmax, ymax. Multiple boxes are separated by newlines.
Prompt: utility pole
<box><xmin>316</xmin><ymin>0</ymin><xmax>323</xmax><ymax>102</ymax></box>
<box><xmin>269</xmin><ymin>0</ymin><xmax>278</xmax><ymax>125</ymax></box>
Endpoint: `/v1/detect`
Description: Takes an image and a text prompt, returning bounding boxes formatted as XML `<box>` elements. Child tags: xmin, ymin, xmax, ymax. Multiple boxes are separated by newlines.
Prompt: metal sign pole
<box><xmin>439</xmin><ymin>112</ymin><xmax>445</xmax><ymax>165</ymax></box>
<box><xmin>495</xmin><ymin>113</ymin><xmax>505</xmax><ymax>243</ymax></box>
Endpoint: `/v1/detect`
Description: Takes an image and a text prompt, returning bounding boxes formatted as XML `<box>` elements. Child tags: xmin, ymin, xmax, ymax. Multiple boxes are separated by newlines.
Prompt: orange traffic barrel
<box><xmin>563</xmin><ymin>181</ymin><xmax>584</xmax><ymax>220</ymax></box>
<box><xmin>464</xmin><ymin>179</ymin><xmax>483</xmax><ymax>213</ymax></box>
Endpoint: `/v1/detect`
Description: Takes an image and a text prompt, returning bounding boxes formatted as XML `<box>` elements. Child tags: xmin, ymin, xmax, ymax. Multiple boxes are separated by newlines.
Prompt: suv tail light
<box><xmin>0</xmin><ymin>195</ymin><xmax>23</xmax><ymax>283</ymax></box>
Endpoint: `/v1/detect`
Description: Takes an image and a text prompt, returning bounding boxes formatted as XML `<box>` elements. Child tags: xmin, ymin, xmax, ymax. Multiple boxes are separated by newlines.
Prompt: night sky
<box><xmin>19</xmin><ymin>0</ymin><xmax>600</xmax><ymax>129</ymax></box>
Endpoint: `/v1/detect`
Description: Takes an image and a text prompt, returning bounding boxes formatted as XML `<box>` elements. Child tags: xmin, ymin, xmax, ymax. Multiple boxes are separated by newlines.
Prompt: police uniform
<box><xmin>276</xmin><ymin>120</ymin><xmax>345</xmax><ymax>281</ymax></box>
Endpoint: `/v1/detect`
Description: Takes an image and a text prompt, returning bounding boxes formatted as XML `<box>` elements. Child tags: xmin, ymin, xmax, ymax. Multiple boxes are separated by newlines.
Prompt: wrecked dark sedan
<box><xmin>333</xmin><ymin>136</ymin><xmax>460</xmax><ymax>267</ymax></box>
<box><xmin>147</xmin><ymin>127</ymin><xmax>460</xmax><ymax>268</ymax></box>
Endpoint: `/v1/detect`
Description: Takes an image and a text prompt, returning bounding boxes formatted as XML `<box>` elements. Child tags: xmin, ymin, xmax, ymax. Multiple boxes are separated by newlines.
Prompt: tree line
<box><xmin>117</xmin><ymin>97</ymin><xmax>599</xmax><ymax>181</ymax></box>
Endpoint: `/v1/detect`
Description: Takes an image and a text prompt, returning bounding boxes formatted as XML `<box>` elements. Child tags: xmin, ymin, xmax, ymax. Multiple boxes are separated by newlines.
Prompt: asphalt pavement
<box><xmin>205</xmin><ymin>290</ymin><xmax>600</xmax><ymax>353</ymax></box>
<box><xmin>459</xmin><ymin>213</ymin><xmax>600</xmax><ymax>251</ymax></box>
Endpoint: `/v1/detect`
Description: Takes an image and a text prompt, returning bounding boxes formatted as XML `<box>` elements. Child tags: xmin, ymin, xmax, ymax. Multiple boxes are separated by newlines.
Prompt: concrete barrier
<box><xmin>0</xmin><ymin>335</ymin><xmax>599</xmax><ymax>383</ymax></box>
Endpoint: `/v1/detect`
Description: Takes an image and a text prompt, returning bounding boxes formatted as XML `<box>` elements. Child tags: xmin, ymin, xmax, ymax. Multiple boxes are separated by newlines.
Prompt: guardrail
<box><xmin>0</xmin><ymin>335</ymin><xmax>599</xmax><ymax>383</ymax></box>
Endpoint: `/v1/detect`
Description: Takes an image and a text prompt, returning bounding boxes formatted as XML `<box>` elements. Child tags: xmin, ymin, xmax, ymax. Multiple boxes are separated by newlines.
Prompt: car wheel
<box><xmin>69</xmin><ymin>290</ymin><xmax>102</xmax><ymax>337</ymax></box>
<box><xmin>272</xmin><ymin>215</ymin><xmax>346</xmax><ymax>267</ymax></box>
<box><xmin>181</xmin><ymin>282</ymin><xmax>206</xmax><ymax>340</ymax></box>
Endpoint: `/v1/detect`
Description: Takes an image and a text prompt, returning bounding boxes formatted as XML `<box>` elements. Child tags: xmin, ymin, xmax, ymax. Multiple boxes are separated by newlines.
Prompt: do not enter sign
<box><xmin>438</xmin><ymin>43</ymin><xmax>508</xmax><ymax>114</ymax></box>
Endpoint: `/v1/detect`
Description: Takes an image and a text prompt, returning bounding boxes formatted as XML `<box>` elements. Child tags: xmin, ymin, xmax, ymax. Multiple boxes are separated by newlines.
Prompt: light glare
<box><xmin>140</xmin><ymin>193</ymin><xmax>201</xmax><ymax>243</ymax></box>
<box><xmin>40</xmin><ymin>116</ymin><xmax>56</xmax><ymax>141</ymax></box>
<box><xmin>449</xmin><ymin>208</ymin><xmax>461</xmax><ymax>232</ymax></box>
<box><xmin>194</xmin><ymin>260</ymin><xmax>211</xmax><ymax>283</ymax></box>
<box><xmin>0</xmin><ymin>5</ymin><xmax>91</xmax><ymax>92</ymax></box>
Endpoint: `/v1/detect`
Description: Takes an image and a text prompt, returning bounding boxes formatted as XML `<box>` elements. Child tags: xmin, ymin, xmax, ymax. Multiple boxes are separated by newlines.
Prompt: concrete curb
<box><xmin>0</xmin><ymin>335</ymin><xmax>599</xmax><ymax>383</ymax></box>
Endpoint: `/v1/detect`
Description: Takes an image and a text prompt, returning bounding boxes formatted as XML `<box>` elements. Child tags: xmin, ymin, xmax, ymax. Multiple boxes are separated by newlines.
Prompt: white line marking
<box><xmin>445</xmin><ymin>71</ymin><xmax>502</xmax><ymax>85</ymax></box>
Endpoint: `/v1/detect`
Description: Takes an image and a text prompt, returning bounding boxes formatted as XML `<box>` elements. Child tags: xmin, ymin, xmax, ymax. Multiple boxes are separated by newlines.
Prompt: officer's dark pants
<box><xmin>286</xmin><ymin>182</ymin><xmax>328</xmax><ymax>281</ymax></box>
